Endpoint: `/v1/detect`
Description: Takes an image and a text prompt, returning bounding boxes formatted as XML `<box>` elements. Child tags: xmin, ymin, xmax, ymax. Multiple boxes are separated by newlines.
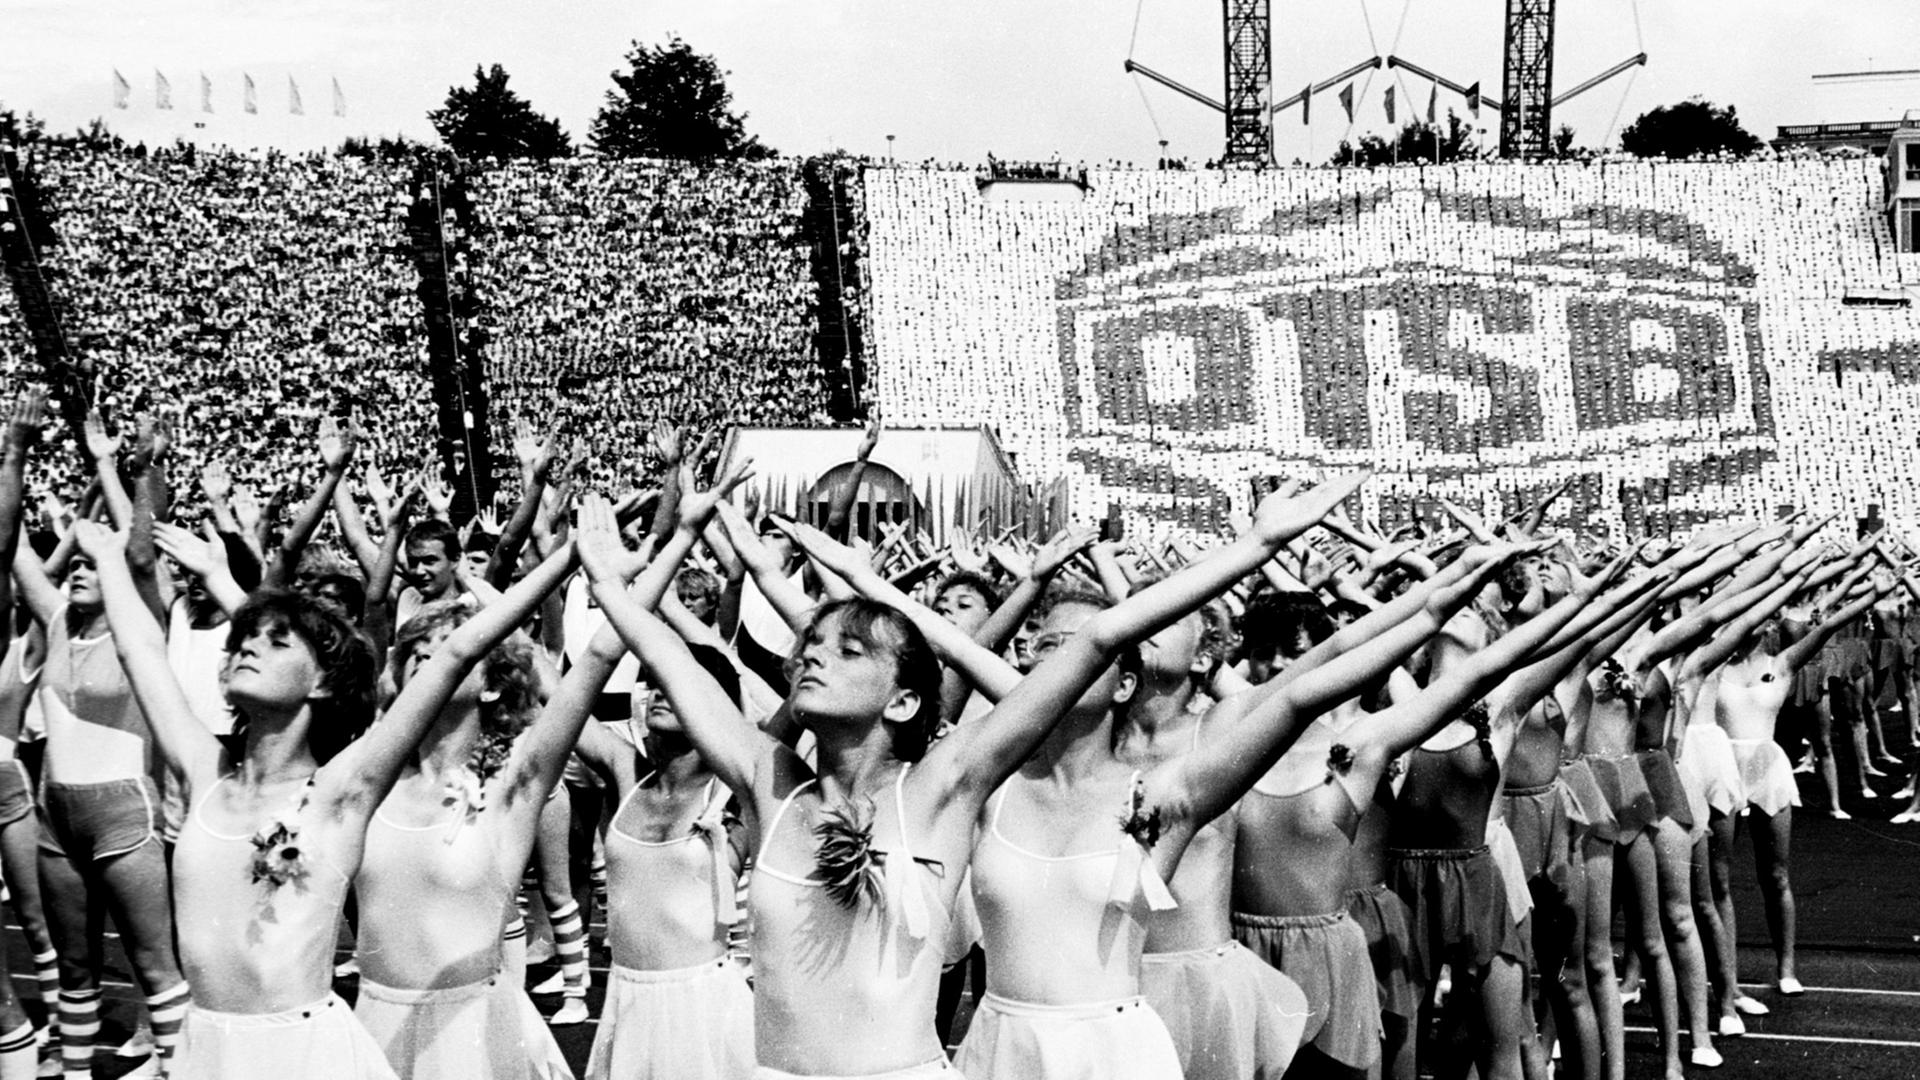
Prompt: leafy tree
<box><xmin>0</xmin><ymin>102</ymin><xmax>45</xmax><ymax>145</ymax></box>
<box><xmin>1620</xmin><ymin>98</ymin><xmax>1761</xmax><ymax>159</ymax></box>
<box><xmin>590</xmin><ymin>37</ymin><xmax>773</xmax><ymax>160</ymax></box>
<box><xmin>428</xmin><ymin>64</ymin><xmax>572</xmax><ymax>160</ymax></box>
<box><xmin>1332</xmin><ymin>112</ymin><xmax>1479</xmax><ymax>166</ymax></box>
<box><xmin>1552</xmin><ymin>123</ymin><xmax>1577</xmax><ymax>159</ymax></box>
<box><xmin>339</xmin><ymin>133</ymin><xmax>430</xmax><ymax>162</ymax></box>
<box><xmin>69</xmin><ymin>118</ymin><xmax>119</xmax><ymax>152</ymax></box>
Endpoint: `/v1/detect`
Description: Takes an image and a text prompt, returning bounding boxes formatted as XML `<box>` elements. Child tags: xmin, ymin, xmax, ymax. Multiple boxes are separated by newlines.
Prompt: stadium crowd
<box><xmin>470</xmin><ymin>160</ymin><xmax>829</xmax><ymax>491</ymax></box>
<box><xmin>23</xmin><ymin>146</ymin><xmax>436</xmax><ymax>499</ymax></box>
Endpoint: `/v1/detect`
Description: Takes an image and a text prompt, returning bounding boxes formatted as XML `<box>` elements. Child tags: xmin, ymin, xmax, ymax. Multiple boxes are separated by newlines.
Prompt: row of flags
<box><xmin>1302</xmin><ymin>79</ymin><xmax>1481</xmax><ymax>127</ymax></box>
<box><xmin>112</xmin><ymin>70</ymin><xmax>345</xmax><ymax>117</ymax></box>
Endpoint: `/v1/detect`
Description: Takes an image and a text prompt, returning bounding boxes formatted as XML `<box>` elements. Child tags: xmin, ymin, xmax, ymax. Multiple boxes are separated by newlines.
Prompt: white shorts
<box><xmin>955</xmin><ymin>993</ymin><xmax>1182</xmax><ymax>1080</ymax></box>
<box><xmin>355</xmin><ymin>972</ymin><xmax>572</xmax><ymax>1080</ymax></box>
<box><xmin>175</xmin><ymin>996</ymin><xmax>397</xmax><ymax>1080</ymax></box>
<box><xmin>1142</xmin><ymin>941</ymin><xmax>1310</xmax><ymax>1080</ymax></box>
<box><xmin>586</xmin><ymin>958</ymin><xmax>754</xmax><ymax>1080</ymax></box>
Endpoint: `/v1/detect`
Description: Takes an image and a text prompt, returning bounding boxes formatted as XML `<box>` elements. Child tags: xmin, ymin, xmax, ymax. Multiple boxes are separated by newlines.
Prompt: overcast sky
<box><xmin>5</xmin><ymin>0</ymin><xmax>1920</xmax><ymax>163</ymax></box>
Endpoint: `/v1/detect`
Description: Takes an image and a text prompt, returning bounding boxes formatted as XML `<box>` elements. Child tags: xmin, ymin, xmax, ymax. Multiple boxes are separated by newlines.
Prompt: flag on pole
<box><xmin>331</xmin><ymin>77</ymin><xmax>346</xmax><ymax>117</ymax></box>
<box><xmin>244</xmin><ymin>74</ymin><xmax>257</xmax><ymax>114</ymax></box>
<box><xmin>155</xmin><ymin>70</ymin><xmax>173</xmax><ymax>110</ymax></box>
<box><xmin>112</xmin><ymin>69</ymin><xmax>131</xmax><ymax>109</ymax></box>
<box><xmin>1427</xmin><ymin>80</ymin><xmax>1438</xmax><ymax>124</ymax></box>
<box><xmin>1465</xmin><ymin>82</ymin><xmax>1481</xmax><ymax>118</ymax></box>
<box><xmin>1384</xmin><ymin>85</ymin><xmax>1396</xmax><ymax>124</ymax></box>
<box><xmin>288</xmin><ymin>76</ymin><xmax>304</xmax><ymax>116</ymax></box>
<box><xmin>1339</xmin><ymin>83</ymin><xmax>1355</xmax><ymax>122</ymax></box>
<box><xmin>1301</xmin><ymin>84</ymin><xmax>1311</xmax><ymax>125</ymax></box>
<box><xmin>200</xmin><ymin>72</ymin><xmax>213</xmax><ymax>113</ymax></box>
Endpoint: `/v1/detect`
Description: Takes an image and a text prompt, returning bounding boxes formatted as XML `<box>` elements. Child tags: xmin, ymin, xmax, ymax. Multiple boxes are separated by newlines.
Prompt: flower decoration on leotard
<box><xmin>814</xmin><ymin>798</ymin><xmax>886</xmax><ymax>910</ymax></box>
<box><xmin>249</xmin><ymin>780</ymin><xmax>314</xmax><ymax>889</ymax></box>
<box><xmin>1327</xmin><ymin>743</ymin><xmax>1355</xmax><ymax>775</ymax></box>
<box><xmin>443</xmin><ymin>730</ymin><xmax>519</xmax><ymax>825</ymax></box>
<box><xmin>1118</xmin><ymin>775</ymin><xmax>1164</xmax><ymax>848</ymax></box>
<box><xmin>1464</xmin><ymin>699</ymin><xmax>1495</xmax><ymax>761</ymax></box>
<box><xmin>1593</xmin><ymin>658</ymin><xmax>1639</xmax><ymax>702</ymax></box>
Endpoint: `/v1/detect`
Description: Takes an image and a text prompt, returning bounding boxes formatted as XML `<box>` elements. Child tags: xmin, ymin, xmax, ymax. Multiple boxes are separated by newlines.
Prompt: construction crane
<box><xmin>1126</xmin><ymin>0</ymin><xmax>1645</xmax><ymax>163</ymax></box>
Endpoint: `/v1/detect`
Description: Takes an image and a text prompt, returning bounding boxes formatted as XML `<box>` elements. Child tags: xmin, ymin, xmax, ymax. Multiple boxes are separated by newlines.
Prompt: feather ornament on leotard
<box><xmin>814</xmin><ymin>798</ymin><xmax>886</xmax><ymax>910</ymax></box>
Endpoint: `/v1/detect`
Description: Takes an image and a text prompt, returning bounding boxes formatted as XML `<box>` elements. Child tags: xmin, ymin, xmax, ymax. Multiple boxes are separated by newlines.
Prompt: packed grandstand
<box><xmin>5</xmin><ymin>147</ymin><xmax>1920</xmax><ymax>541</ymax></box>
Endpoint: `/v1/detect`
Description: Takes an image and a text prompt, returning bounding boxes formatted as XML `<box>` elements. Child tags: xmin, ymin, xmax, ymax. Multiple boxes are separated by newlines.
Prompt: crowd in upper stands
<box><xmin>19</xmin><ymin>145</ymin><xmax>436</xmax><ymax>502</ymax></box>
<box><xmin>469</xmin><ymin>159</ymin><xmax>829</xmax><ymax>491</ymax></box>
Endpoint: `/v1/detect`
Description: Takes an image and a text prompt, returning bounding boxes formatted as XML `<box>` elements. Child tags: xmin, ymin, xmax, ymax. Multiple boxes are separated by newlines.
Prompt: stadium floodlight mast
<box><xmin>1126</xmin><ymin>0</ymin><xmax>1644</xmax><ymax>164</ymax></box>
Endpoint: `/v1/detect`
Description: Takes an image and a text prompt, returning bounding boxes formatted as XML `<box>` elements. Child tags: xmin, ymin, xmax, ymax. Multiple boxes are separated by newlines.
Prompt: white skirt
<box><xmin>176</xmin><ymin>995</ymin><xmax>398</xmax><ymax>1080</ymax></box>
<box><xmin>355</xmin><ymin>972</ymin><xmax>574</xmax><ymax>1080</ymax></box>
<box><xmin>1680</xmin><ymin>725</ymin><xmax>1748</xmax><ymax>836</ymax></box>
<box><xmin>754</xmin><ymin>1058</ymin><xmax>958</xmax><ymax>1079</ymax></box>
<box><xmin>954</xmin><ymin>993</ymin><xmax>1182</xmax><ymax>1080</ymax></box>
<box><xmin>1142</xmin><ymin>941</ymin><xmax>1310</xmax><ymax>1080</ymax></box>
<box><xmin>585</xmin><ymin>958</ymin><xmax>754</xmax><ymax>1080</ymax></box>
<box><xmin>1730</xmin><ymin>738</ymin><xmax>1801</xmax><ymax>817</ymax></box>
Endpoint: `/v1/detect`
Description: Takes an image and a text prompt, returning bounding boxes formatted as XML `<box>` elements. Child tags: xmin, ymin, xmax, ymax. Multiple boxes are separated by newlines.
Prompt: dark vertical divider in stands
<box><xmin>403</xmin><ymin>158</ymin><xmax>492</xmax><ymax>523</ymax></box>
<box><xmin>0</xmin><ymin>148</ymin><xmax>91</xmax><ymax>454</ymax></box>
<box><xmin>802</xmin><ymin>155</ymin><xmax>867</xmax><ymax>423</ymax></box>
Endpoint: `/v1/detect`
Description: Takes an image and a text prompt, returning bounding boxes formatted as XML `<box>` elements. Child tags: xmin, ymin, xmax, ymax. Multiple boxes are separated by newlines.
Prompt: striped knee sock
<box><xmin>547</xmin><ymin>899</ymin><xmax>588</xmax><ymax>997</ymax></box>
<box><xmin>31</xmin><ymin>952</ymin><xmax>58</xmax><ymax>1012</ymax></box>
<box><xmin>145</xmin><ymin>983</ymin><xmax>189</xmax><ymax>1069</ymax></box>
<box><xmin>517</xmin><ymin>868</ymin><xmax>537</xmax><ymax>921</ymax></box>
<box><xmin>56</xmin><ymin>988</ymin><xmax>99</xmax><ymax>1080</ymax></box>
<box><xmin>590</xmin><ymin>853</ymin><xmax>608</xmax><ymax>911</ymax></box>
<box><xmin>0</xmin><ymin>1021</ymin><xmax>34</xmax><ymax>1080</ymax></box>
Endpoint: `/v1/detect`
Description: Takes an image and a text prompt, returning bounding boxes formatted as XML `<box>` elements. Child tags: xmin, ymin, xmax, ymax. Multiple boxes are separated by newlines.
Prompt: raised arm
<box><xmin>264</xmin><ymin>417</ymin><xmax>355</xmax><ymax>591</ymax></box>
<box><xmin>0</xmin><ymin>390</ymin><xmax>44</xmax><ymax>619</ymax></box>
<box><xmin>486</xmin><ymin>431</ymin><xmax>558</xmax><ymax>589</ymax></box>
<box><xmin>821</xmin><ymin>409</ymin><xmax>882</xmax><ymax>542</ymax></box>
<box><xmin>579</xmin><ymin>496</ymin><xmax>764</xmax><ymax>798</ymax></box>
<box><xmin>81</xmin><ymin>410</ymin><xmax>132</xmax><ymax>529</ymax></box>
<box><xmin>153</xmin><ymin>522</ymin><xmax>249</xmax><ymax>618</ymax></box>
<box><xmin>330</xmin><ymin>475</ymin><xmax>381</xmax><ymax>577</ymax></box>
<box><xmin>977</xmin><ymin>527</ymin><xmax>1099</xmax><ymax>652</ymax></box>
<box><xmin>320</xmin><ymin>539</ymin><xmax>579</xmax><ymax>816</ymax></box>
<box><xmin>69</xmin><ymin>522</ymin><xmax>225</xmax><ymax>785</ymax></box>
<box><xmin>713</xmin><ymin>498</ymin><xmax>815</xmax><ymax>632</ymax></box>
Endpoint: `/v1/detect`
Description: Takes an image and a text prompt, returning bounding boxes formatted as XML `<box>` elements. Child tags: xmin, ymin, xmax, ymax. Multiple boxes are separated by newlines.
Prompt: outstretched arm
<box><xmin>930</xmin><ymin>471</ymin><xmax>1371</xmax><ymax>801</ymax></box>
<box><xmin>1166</xmin><ymin>544</ymin><xmax>1516</xmax><ymax>827</ymax></box>
<box><xmin>774</xmin><ymin>516</ymin><xmax>1022</xmax><ymax>704</ymax></box>
<box><xmin>1778</xmin><ymin>586</ymin><xmax>1885</xmax><ymax>674</ymax></box>
<box><xmin>1681</xmin><ymin>563</ymin><xmax>1820</xmax><ymax>682</ymax></box>
<box><xmin>1365</xmin><ymin>565</ymin><xmax>1632</xmax><ymax>759</ymax></box>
